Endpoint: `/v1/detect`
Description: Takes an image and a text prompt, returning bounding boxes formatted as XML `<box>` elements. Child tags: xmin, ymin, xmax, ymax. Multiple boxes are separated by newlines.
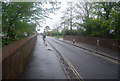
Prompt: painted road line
<box><xmin>61</xmin><ymin>54</ymin><xmax>84</xmax><ymax>80</ymax></box>
<box><xmin>47</xmin><ymin>40</ymin><xmax>84</xmax><ymax>80</ymax></box>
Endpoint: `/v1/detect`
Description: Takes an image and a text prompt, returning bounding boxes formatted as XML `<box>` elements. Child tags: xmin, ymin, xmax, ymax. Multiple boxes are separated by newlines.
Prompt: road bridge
<box><xmin>2</xmin><ymin>35</ymin><xmax>119</xmax><ymax>81</ymax></box>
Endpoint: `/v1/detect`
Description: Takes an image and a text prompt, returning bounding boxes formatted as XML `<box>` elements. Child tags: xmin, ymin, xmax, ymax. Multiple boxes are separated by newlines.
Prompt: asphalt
<box><xmin>22</xmin><ymin>36</ymin><xmax>66</xmax><ymax>79</ymax></box>
<box><xmin>47</xmin><ymin>37</ymin><xmax>118</xmax><ymax>79</ymax></box>
<box><xmin>58</xmin><ymin>38</ymin><xmax>119</xmax><ymax>61</ymax></box>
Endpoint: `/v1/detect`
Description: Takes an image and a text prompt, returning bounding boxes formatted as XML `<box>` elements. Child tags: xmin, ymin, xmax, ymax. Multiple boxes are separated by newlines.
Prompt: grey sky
<box><xmin>37</xmin><ymin>0</ymin><xmax>69</xmax><ymax>33</ymax></box>
<box><xmin>37</xmin><ymin>0</ymin><xmax>118</xmax><ymax>33</ymax></box>
<box><xmin>37</xmin><ymin>0</ymin><xmax>81</xmax><ymax>33</ymax></box>
<box><xmin>3</xmin><ymin>0</ymin><xmax>118</xmax><ymax>33</ymax></box>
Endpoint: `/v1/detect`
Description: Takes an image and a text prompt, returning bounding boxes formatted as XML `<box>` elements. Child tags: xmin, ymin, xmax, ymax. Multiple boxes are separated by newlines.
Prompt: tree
<box><xmin>2</xmin><ymin>1</ymin><xmax>61</xmax><ymax>46</ymax></box>
<box><xmin>2</xmin><ymin>2</ymin><xmax>35</xmax><ymax>45</ymax></box>
<box><xmin>91</xmin><ymin>2</ymin><xmax>120</xmax><ymax>39</ymax></box>
<box><xmin>60</xmin><ymin>2</ymin><xmax>76</xmax><ymax>31</ymax></box>
<box><xmin>44</xmin><ymin>26</ymin><xmax>51</xmax><ymax>35</ymax></box>
<box><xmin>109</xmin><ymin>2</ymin><xmax>120</xmax><ymax>39</ymax></box>
<box><xmin>60</xmin><ymin>1</ymin><xmax>120</xmax><ymax>40</ymax></box>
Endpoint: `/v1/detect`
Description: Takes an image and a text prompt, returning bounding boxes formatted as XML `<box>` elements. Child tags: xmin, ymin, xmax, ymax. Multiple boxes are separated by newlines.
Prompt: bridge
<box><xmin>2</xmin><ymin>35</ymin><xmax>119</xmax><ymax>80</ymax></box>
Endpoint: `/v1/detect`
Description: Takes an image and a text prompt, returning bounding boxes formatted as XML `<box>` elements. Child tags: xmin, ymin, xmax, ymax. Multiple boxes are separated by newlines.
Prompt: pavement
<box><xmin>21</xmin><ymin>36</ymin><xmax>118</xmax><ymax>79</ymax></box>
<box><xmin>58</xmin><ymin>38</ymin><xmax>119</xmax><ymax>61</ymax></box>
<box><xmin>47</xmin><ymin>37</ymin><xmax>118</xmax><ymax>79</ymax></box>
<box><xmin>22</xmin><ymin>36</ymin><xmax>66</xmax><ymax>79</ymax></box>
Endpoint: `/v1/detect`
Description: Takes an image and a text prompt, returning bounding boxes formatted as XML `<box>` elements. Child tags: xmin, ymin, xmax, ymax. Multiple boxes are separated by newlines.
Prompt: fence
<box><xmin>2</xmin><ymin>35</ymin><xmax>37</xmax><ymax>79</ymax></box>
<box><xmin>64</xmin><ymin>35</ymin><xmax>119</xmax><ymax>52</ymax></box>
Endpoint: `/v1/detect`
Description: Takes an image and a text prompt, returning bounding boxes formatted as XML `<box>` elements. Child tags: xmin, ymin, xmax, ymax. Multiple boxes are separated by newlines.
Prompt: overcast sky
<box><xmin>35</xmin><ymin>0</ymin><xmax>118</xmax><ymax>33</ymax></box>
<box><xmin>37</xmin><ymin>0</ymin><xmax>78</xmax><ymax>33</ymax></box>
<box><xmin>3</xmin><ymin>0</ymin><xmax>118</xmax><ymax>33</ymax></box>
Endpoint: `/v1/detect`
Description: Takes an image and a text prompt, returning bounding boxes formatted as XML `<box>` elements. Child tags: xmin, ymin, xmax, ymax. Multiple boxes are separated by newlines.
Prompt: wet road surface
<box><xmin>47</xmin><ymin>37</ymin><xmax>118</xmax><ymax>79</ymax></box>
<box><xmin>22</xmin><ymin>36</ymin><xmax>66</xmax><ymax>79</ymax></box>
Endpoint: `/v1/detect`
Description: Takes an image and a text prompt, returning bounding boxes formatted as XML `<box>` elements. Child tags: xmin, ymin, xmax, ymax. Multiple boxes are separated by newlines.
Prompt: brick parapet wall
<box><xmin>2</xmin><ymin>35</ymin><xmax>37</xmax><ymax>79</ymax></box>
<box><xmin>64</xmin><ymin>35</ymin><xmax>119</xmax><ymax>52</ymax></box>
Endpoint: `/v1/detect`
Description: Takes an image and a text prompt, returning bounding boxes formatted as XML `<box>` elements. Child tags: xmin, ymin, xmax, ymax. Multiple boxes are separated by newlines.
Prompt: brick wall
<box><xmin>64</xmin><ymin>35</ymin><xmax>119</xmax><ymax>52</ymax></box>
<box><xmin>2</xmin><ymin>35</ymin><xmax>37</xmax><ymax>79</ymax></box>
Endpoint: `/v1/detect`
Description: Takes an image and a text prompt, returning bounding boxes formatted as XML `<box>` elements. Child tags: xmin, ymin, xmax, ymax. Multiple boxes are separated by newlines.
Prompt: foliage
<box><xmin>59</xmin><ymin>2</ymin><xmax>120</xmax><ymax>40</ymax></box>
<box><xmin>2</xmin><ymin>2</ymin><xmax>35</xmax><ymax>46</ymax></box>
<box><xmin>2</xmin><ymin>2</ymin><xmax>60</xmax><ymax>46</ymax></box>
<box><xmin>48</xmin><ymin>29</ymin><xmax>63</xmax><ymax>36</ymax></box>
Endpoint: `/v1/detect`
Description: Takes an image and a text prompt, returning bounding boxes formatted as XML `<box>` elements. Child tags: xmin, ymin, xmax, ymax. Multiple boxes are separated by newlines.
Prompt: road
<box><xmin>22</xmin><ymin>36</ymin><xmax>66</xmax><ymax>79</ymax></box>
<box><xmin>47</xmin><ymin>36</ymin><xmax>118</xmax><ymax>79</ymax></box>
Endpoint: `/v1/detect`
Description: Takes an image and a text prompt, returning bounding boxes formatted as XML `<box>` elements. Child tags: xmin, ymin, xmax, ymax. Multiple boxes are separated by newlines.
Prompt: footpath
<box><xmin>22</xmin><ymin>36</ymin><xmax>66</xmax><ymax>79</ymax></box>
<box><xmin>58</xmin><ymin>38</ymin><xmax>119</xmax><ymax>61</ymax></box>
